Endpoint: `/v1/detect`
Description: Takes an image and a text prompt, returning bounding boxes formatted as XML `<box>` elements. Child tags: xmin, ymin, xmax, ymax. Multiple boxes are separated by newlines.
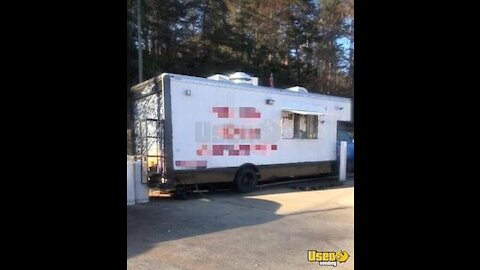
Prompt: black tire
<box><xmin>234</xmin><ymin>167</ymin><xmax>258</xmax><ymax>193</ymax></box>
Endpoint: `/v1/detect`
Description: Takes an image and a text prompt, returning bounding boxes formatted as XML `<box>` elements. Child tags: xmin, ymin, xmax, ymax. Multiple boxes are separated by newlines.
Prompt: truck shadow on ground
<box><xmin>127</xmin><ymin>194</ymin><xmax>282</xmax><ymax>259</ymax></box>
<box><xmin>127</xmin><ymin>181</ymin><xmax>353</xmax><ymax>260</ymax></box>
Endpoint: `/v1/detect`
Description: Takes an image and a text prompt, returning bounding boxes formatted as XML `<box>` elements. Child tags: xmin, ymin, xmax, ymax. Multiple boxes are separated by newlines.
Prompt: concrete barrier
<box><xmin>127</xmin><ymin>157</ymin><xmax>136</xmax><ymax>205</ymax></box>
<box><xmin>134</xmin><ymin>159</ymin><xmax>149</xmax><ymax>203</ymax></box>
<box><xmin>127</xmin><ymin>156</ymin><xmax>150</xmax><ymax>205</ymax></box>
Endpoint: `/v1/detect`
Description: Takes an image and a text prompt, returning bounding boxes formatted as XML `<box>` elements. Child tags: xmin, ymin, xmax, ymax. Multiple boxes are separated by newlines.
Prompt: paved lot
<box><xmin>127</xmin><ymin>181</ymin><xmax>354</xmax><ymax>270</ymax></box>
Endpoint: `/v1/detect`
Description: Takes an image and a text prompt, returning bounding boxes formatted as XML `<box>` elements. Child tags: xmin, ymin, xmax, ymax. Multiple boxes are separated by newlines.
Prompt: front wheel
<box><xmin>234</xmin><ymin>167</ymin><xmax>258</xmax><ymax>193</ymax></box>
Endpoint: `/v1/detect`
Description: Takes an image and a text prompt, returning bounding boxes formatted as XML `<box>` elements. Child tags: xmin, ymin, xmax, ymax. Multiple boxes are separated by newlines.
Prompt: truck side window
<box><xmin>307</xmin><ymin>115</ymin><xmax>319</xmax><ymax>139</ymax></box>
<box><xmin>282</xmin><ymin>112</ymin><xmax>318</xmax><ymax>139</ymax></box>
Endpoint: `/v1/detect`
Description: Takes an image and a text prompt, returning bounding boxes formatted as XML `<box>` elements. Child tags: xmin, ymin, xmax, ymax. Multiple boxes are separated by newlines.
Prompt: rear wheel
<box><xmin>234</xmin><ymin>167</ymin><xmax>258</xmax><ymax>193</ymax></box>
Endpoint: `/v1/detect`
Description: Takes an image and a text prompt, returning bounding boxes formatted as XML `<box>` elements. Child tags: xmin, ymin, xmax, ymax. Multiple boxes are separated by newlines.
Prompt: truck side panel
<box><xmin>171</xmin><ymin>161</ymin><xmax>333</xmax><ymax>185</ymax></box>
<box><xmin>167</xmin><ymin>75</ymin><xmax>351</xmax><ymax>173</ymax></box>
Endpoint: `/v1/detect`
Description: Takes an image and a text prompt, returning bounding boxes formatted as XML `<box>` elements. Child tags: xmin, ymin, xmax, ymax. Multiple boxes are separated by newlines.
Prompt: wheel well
<box><xmin>235</xmin><ymin>163</ymin><xmax>260</xmax><ymax>180</ymax></box>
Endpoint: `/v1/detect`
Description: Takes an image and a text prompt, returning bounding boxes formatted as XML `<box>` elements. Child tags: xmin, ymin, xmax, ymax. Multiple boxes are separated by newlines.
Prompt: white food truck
<box><xmin>130</xmin><ymin>72</ymin><xmax>351</xmax><ymax>193</ymax></box>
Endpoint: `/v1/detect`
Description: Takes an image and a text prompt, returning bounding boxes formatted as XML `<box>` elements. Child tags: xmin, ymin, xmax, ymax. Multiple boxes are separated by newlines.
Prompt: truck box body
<box><xmin>131</xmin><ymin>73</ymin><xmax>351</xmax><ymax>190</ymax></box>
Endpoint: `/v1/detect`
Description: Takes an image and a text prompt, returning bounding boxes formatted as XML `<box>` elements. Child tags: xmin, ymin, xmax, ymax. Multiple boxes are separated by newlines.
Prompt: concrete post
<box><xmin>339</xmin><ymin>141</ymin><xmax>347</xmax><ymax>182</ymax></box>
<box><xmin>127</xmin><ymin>157</ymin><xmax>136</xmax><ymax>205</ymax></box>
<box><xmin>134</xmin><ymin>159</ymin><xmax>149</xmax><ymax>203</ymax></box>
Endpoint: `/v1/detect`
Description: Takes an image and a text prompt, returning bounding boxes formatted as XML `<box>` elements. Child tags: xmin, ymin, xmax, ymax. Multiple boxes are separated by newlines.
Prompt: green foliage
<box><xmin>127</xmin><ymin>0</ymin><xmax>353</xmax><ymax>97</ymax></box>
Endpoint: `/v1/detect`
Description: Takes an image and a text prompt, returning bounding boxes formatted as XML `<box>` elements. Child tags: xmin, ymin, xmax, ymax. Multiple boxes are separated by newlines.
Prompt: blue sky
<box><xmin>336</xmin><ymin>37</ymin><xmax>353</xmax><ymax>71</ymax></box>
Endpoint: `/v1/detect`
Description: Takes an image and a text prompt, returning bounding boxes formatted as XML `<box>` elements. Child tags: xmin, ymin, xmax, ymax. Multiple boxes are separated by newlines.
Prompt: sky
<box><xmin>337</xmin><ymin>37</ymin><xmax>353</xmax><ymax>71</ymax></box>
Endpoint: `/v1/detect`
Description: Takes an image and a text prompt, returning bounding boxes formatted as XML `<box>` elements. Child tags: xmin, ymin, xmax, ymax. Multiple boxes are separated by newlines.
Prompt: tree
<box><xmin>126</xmin><ymin>0</ymin><xmax>354</xmax><ymax>95</ymax></box>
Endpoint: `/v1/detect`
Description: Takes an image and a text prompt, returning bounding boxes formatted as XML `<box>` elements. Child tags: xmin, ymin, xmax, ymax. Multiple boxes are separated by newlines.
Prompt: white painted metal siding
<box><xmin>167</xmin><ymin>74</ymin><xmax>351</xmax><ymax>170</ymax></box>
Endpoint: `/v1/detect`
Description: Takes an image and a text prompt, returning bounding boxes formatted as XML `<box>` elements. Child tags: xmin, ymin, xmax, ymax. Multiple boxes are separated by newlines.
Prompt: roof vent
<box><xmin>207</xmin><ymin>74</ymin><xmax>230</xmax><ymax>81</ymax></box>
<box><xmin>229</xmin><ymin>72</ymin><xmax>252</xmax><ymax>84</ymax></box>
<box><xmin>207</xmin><ymin>72</ymin><xmax>258</xmax><ymax>86</ymax></box>
<box><xmin>286</xmin><ymin>86</ymin><xmax>309</xmax><ymax>94</ymax></box>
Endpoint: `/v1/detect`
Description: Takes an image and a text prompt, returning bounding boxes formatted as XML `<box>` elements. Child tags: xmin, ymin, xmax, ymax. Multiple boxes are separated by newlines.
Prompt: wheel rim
<box><xmin>241</xmin><ymin>173</ymin><xmax>254</xmax><ymax>187</ymax></box>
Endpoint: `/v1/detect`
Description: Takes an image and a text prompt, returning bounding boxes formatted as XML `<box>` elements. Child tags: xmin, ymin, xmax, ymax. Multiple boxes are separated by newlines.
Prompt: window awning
<box><xmin>282</xmin><ymin>109</ymin><xmax>336</xmax><ymax>116</ymax></box>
